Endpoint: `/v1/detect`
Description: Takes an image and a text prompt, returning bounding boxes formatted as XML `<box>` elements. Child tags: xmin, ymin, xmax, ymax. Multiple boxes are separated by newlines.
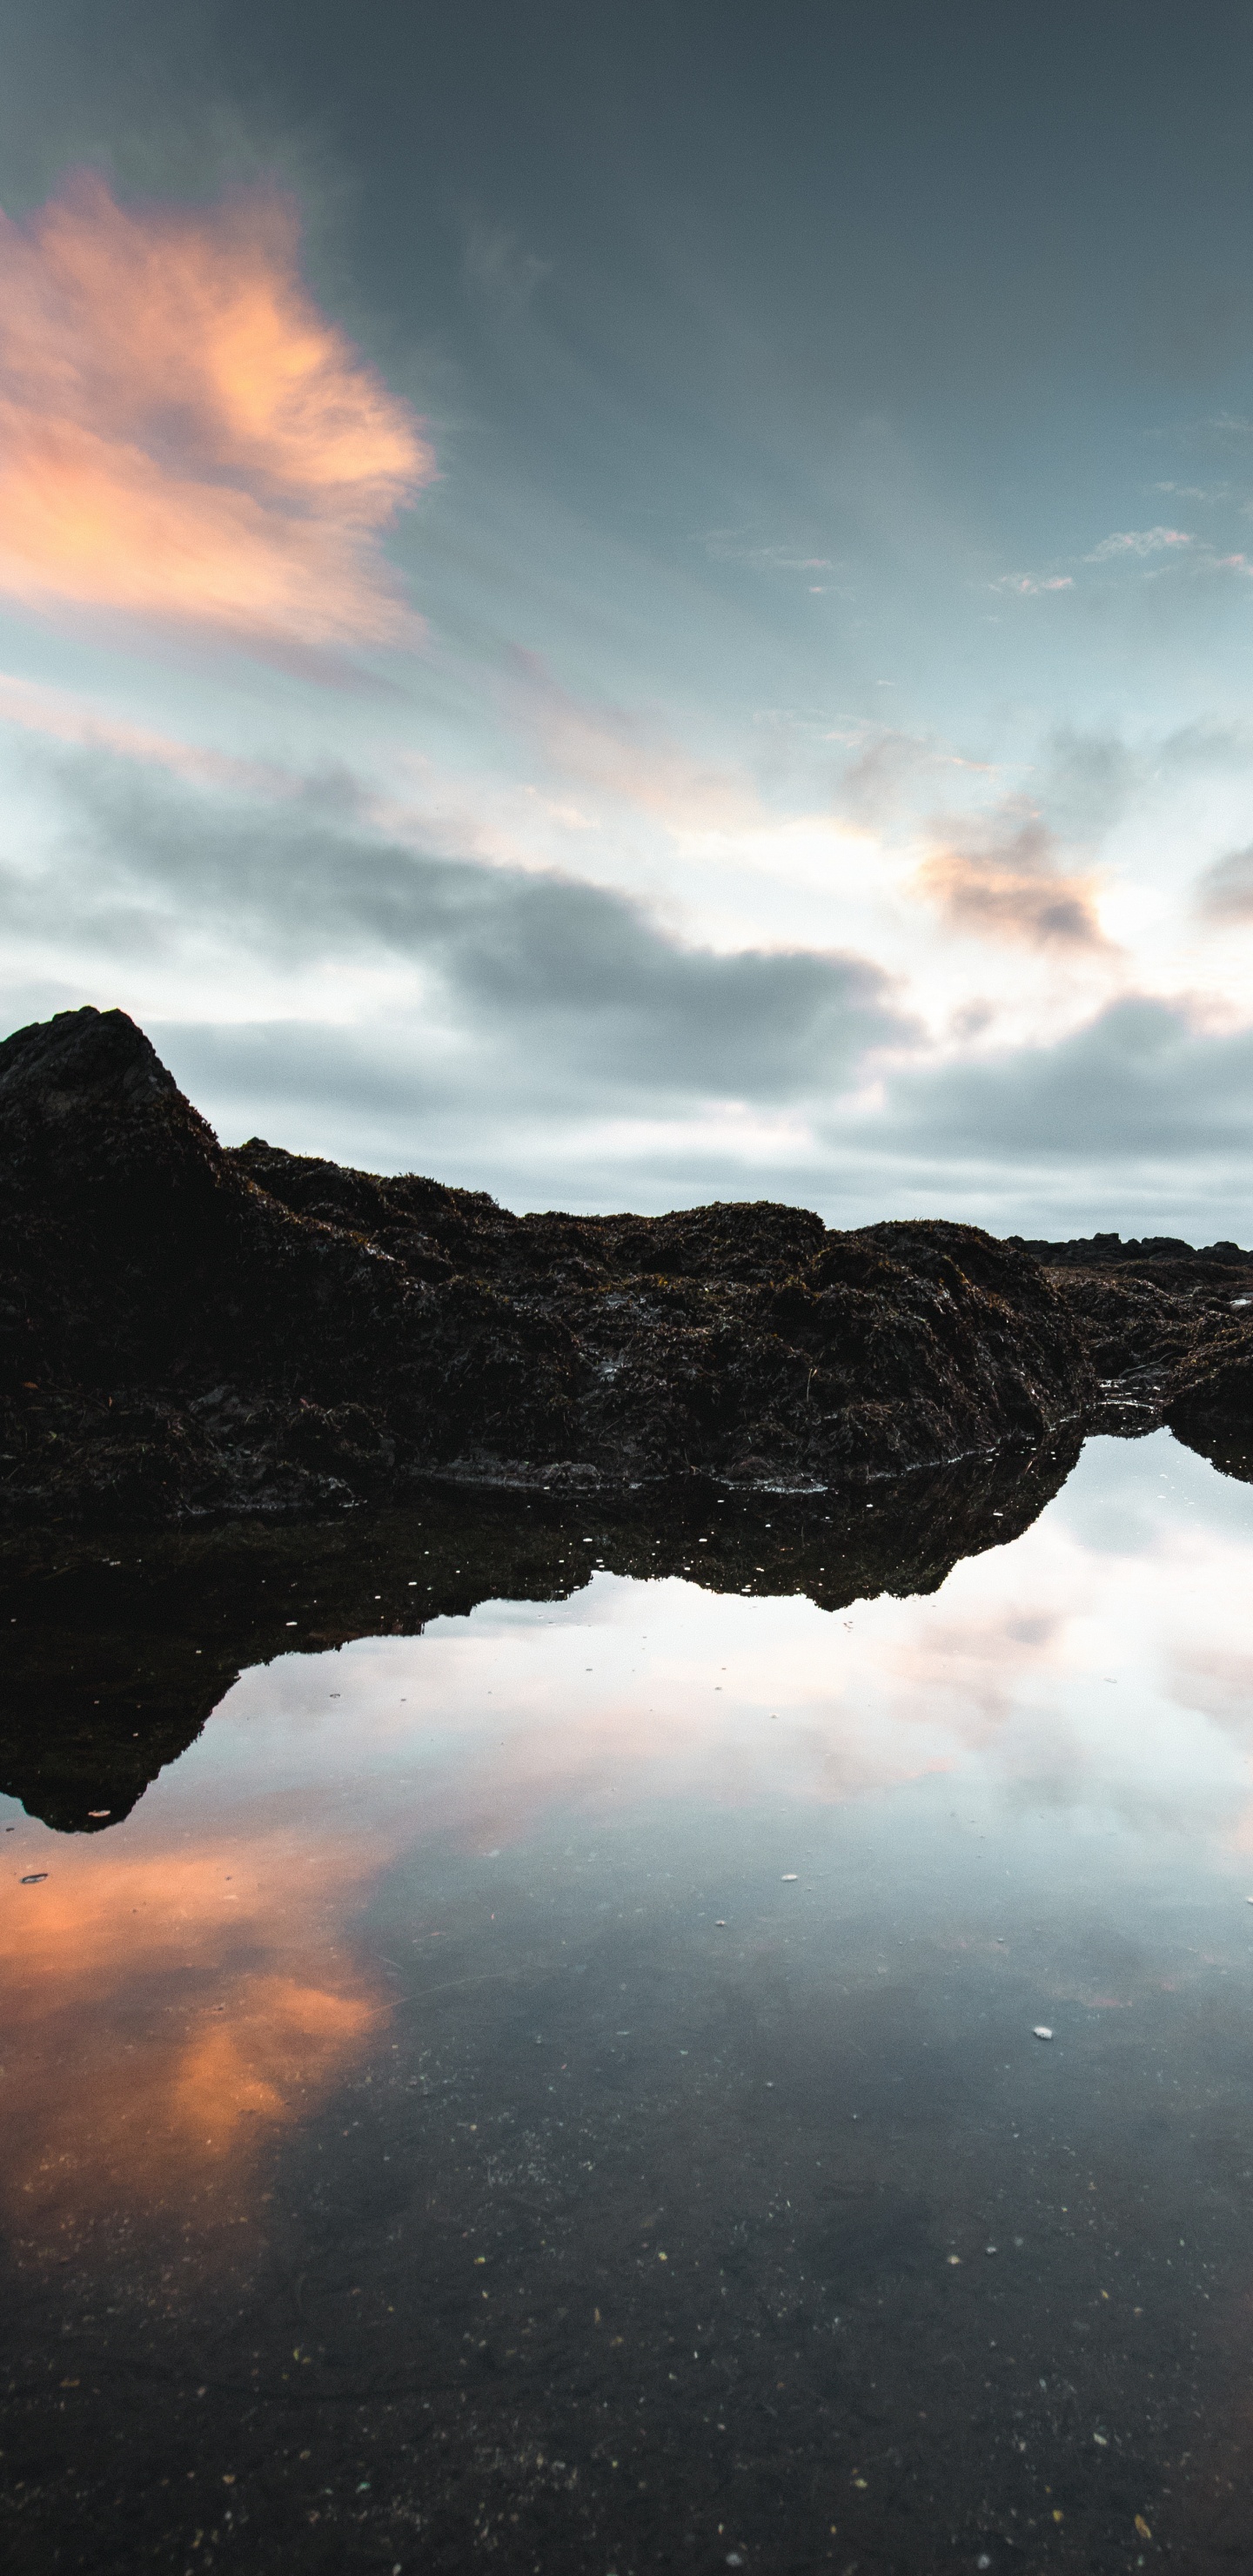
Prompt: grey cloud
<box><xmin>1194</xmin><ymin>842</ymin><xmax>1253</xmax><ymax>922</ymax></box>
<box><xmin>1160</xmin><ymin>718</ymin><xmax>1253</xmax><ymax>774</ymax></box>
<box><xmin>5</xmin><ymin>747</ymin><xmax>908</xmax><ymax>1110</ymax></box>
<box><xmin>841</xmin><ymin>722</ymin><xmax>1138</xmax><ymax>848</ymax></box>
<box><xmin>835</xmin><ymin>728</ymin><xmax>970</xmax><ymax>824</ymax></box>
<box><xmin>874</xmin><ymin>997</ymin><xmax>1253</xmax><ymax>1165</ymax></box>
<box><xmin>1037</xmin><ymin>727</ymin><xmax>1137</xmax><ymax>840</ymax></box>
<box><xmin>157</xmin><ymin>995</ymin><xmax>1253</xmax><ymax>1243</ymax></box>
<box><xmin>10</xmin><ymin>745</ymin><xmax>1253</xmax><ymax>1240</ymax></box>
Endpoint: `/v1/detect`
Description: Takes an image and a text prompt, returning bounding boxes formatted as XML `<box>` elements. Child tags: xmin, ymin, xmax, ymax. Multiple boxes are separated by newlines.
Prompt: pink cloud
<box><xmin>914</xmin><ymin>802</ymin><xmax>1113</xmax><ymax>952</ymax></box>
<box><xmin>0</xmin><ymin>174</ymin><xmax>435</xmax><ymax>657</ymax></box>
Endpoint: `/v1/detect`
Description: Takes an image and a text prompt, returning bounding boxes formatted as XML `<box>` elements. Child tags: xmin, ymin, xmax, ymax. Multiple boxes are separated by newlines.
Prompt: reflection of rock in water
<box><xmin>1167</xmin><ymin>1412</ymin><xmax>1253</xmax><ymax>1486</ymax></box>
<box><xmin>0</xmin><ymin>1432</ymin><xmax>1081</xmax><ymax>1834</ymax></box>
<box><xmin>1</xmin><ymin>1005</ymin><xmax>1091</xmax><ymax>1522</ymax></box>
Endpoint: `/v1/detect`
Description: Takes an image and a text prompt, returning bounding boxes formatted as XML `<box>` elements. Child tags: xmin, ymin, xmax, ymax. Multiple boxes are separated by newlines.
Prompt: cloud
<box><xmin>10</xmin><ymin>744</ymin><xmax>909</xmax><ymax>1113</ymax></box>
<box><xmin>874</xmin><ymin>995</ymin><xmax>1253</xmax><ymax>1166</ymax></box>
<box><xmin>507</xmin><ymin>648</ymin><xmax>763</xmax><ymax>828</ymax></box>
<box><xmin>699</xmin><ymin>530</ymin><xmax>836</xmax><ymax>574</ymax></box>
<box><xmin>1195</xmin><ymin>842</ymin><xmax>1253</xmax><ymax>923</ymax></box>
<box><xmin>0</xmin><ymin>172</ymin><xmax>434</xmax><ymax>657</ymax></box>
<box><xmin>1037</xmin><ymin>727</ymin><xmax>1137</xmax><ymax>840</ymax></box>
<box><xmin>11</xmin><ymin>723</ymin><xmax>1253</xmax><ymax>1236</ymax></box>
<box><xmin>1083</xmin><ymin>526</ymin><xmax>1193</xmax><ymax>562</ymax></box>
<box><xmin>835</xmin><ymin>727</ymin><xmax>996</xmax><ymax>825</ymax></box>
<box><xmin>463</xmin><ymin>220</ymin><xmax>553</xmax><ymax>310</ymax></box>
<box><xmin>0</xmin><ymin>667</ymin><xmax>301</xmax><ymax>795</ymax></box>
<box><xmin>912</xmin><ymin>804</ymin><xmax>1111</xmax><ymax>952</ymax></box>
<box><xmin>990</xmin><ymin>573</ymin><xmax>1074</xmax><ymax>595</ymax></box>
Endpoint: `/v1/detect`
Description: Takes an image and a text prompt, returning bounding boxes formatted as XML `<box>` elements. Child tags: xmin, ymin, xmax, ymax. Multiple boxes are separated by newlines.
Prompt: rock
<box><xmin>1</xmin><ymin>1007</ymin><xmax>1096</xmax><ymax>1523</ymax></box>
<box><xmin>1003</xmin><ymin>1234</ymin><xmax>1253</xmax><ymax>1436</ymax></box>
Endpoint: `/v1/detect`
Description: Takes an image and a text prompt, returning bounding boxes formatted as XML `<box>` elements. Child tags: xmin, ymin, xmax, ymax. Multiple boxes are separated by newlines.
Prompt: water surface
<box><xmin>4</xmin><ymin>1431</ymin><xmax>1253</xmax><ymax>2574</ymax></box>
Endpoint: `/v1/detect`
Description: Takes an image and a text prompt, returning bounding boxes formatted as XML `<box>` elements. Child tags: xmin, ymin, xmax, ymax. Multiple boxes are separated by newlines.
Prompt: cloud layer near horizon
<box><xmin>3</xmin><ymin>731</ymin><xmax>1252</xmax><ymax>1241</ymax></box>
<box><xmin>0</xmin><ymin>175</ymin><xmax>433</xmax><ymax>654</ymax></box>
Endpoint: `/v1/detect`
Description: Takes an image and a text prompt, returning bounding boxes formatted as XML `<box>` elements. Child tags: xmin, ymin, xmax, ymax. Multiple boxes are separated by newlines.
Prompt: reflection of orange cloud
<box><xmin>171</xmin><ymin>1976</ymin><xmax>372</xmax><ymax>2145</ymax></box>
<box><xmin>0</xmin><ymin>174</ymin><xmax>433</xmax><ymax>654</ymax></box>
<box><xmin>0</xmin><ymin>1829</ymin><xmax>383</xmax><ymax>2237</ymax></box>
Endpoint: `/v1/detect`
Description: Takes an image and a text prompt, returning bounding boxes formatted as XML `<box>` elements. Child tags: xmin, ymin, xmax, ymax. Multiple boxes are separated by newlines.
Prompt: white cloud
<box><xmin>1083</xmin><ymin>526</ymin><xmax>1193</xmax><ymax>562</ymax></box>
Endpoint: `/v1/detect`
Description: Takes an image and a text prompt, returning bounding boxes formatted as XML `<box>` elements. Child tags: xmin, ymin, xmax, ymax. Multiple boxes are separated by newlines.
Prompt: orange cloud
<box><xmin>0</xmin><ymin>174</ymin><xmax>434</xmax><ymax>655</ymax></box>
<box><xmin>914</xmin><ymin>803</ymin><xmax>1111</xmax><ymax>950</ymax></box>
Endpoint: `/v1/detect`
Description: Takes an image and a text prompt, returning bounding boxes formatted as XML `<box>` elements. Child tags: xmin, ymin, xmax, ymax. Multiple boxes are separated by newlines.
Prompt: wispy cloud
<box><xmin>463</xmin><ymin>220</ymin><xmax>553</xmax><ymax>310</ymax></box>
<box><xmin>0</xmin><ymin>173</ymin><xmax>434</xmax><ymax>659</ymax></box>
<box><xmin>989</xmin><ymin>573</ymin><xmax>1074</xmax><ymax>595</ymax></box>
<box><xmin>913</xmin><ymin>804</ymin><xmax>1111</xmax><ymax>952</ymax></box>
<box><xmin>700</xmin><ymin>529</ymin><xmax>836</xmax><ymax>574</ymax></box>
<box><xmin>835</xmin><ymin>727</ymin><xmax>996</xmax><ymax>824</ymax></box>
<box><xmin>1083</xmin><ymin>525</ymin><xmax>1193</xmax><ymax>561</ymax></box>
<box><xmin>508</xmin><ymin>648</ymin><xmax>764</xmax><ymax>828</ymax></box>
<box><xmin>0</xmin><ymin>668</ymin><xmax>301</xmax><ymax>795</ymax></box>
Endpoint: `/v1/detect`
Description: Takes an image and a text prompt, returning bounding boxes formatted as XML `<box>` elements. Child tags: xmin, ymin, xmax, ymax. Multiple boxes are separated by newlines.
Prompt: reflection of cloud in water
<box><xmin>213</xmin><ymin>1439</ymin><xmax>1253</xmax><ymax>1854</ymax></box>
<box><xmin>6</xmin><ymin>1432</ymin><xmax>1253</xmax><ymax>2239</ymax></box>
<box><xmin>0</xmin><ymin>1827</ymin><xmax>387</xmax><ymax>2236</ymax></box>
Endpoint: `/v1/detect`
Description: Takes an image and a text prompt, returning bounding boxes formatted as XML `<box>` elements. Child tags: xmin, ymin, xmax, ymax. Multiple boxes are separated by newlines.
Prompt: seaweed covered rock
<box><xmin>1020</xmin><ymin>1238</ymin><xmax>1253</xmax><ymax>1432</ymax></box>
<box><xmin>0</xmin><ymin>1005</ymin><xmax>1093</xmax><ymax>1521</ymax></box>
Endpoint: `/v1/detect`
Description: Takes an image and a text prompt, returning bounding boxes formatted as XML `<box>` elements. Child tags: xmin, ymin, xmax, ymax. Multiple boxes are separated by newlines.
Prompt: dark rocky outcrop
<box><xmin>0</xmin><ymin>1006</ymin><xmax>1094</xmax><ymax>1523</ymax></box>
<box><xmin>1009</xmin><ymin>1234</ymin><xmax>1253</xmax><ymax>1441</ymax></box>
<box><xmin>1009</xmin><ymin>1231</ymin><xmax>1249</xmax><ymax>1269</ymax></box>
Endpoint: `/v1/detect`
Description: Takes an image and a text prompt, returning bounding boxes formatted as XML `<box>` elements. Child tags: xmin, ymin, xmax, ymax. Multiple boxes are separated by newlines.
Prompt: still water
<box><xmin>3</xmin><ymin>1430</ymin><xmax>1253</xmax><ymax>2574</ymax></box>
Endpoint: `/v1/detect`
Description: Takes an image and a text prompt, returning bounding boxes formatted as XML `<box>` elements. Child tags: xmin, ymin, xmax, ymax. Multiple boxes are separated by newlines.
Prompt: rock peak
<box><xmin>0</xmin><ymin>1005</ymin><xmax>178</xmax><ymax>1104</ymax></box>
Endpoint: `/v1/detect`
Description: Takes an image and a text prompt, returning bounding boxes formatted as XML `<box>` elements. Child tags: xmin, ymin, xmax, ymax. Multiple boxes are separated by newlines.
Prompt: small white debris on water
<box><xmin>781</xmin><ymin>1873</ymin><xmax>799</xmax><ymax>1882</ymax></box>
<box><xmin>1034</xmin><ymin>2024</ymin><xmax>1054</xmax><ymax>2041</ymax></box>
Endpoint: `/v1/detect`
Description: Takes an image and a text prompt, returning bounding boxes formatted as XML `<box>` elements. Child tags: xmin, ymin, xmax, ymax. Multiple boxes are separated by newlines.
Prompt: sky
<box><xmin>2</xmin><ymin>1</ymin><xmax>1253</xmax><ymax>1238</ymax></box>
